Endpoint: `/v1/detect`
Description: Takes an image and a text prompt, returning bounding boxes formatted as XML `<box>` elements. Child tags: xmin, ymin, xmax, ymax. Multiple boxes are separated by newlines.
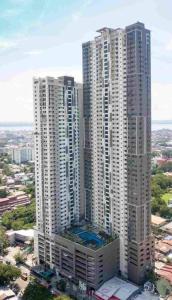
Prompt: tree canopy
<box><xmin>1</xmin><ymin>199</ymin><xmax>36</xmax><ymax>230</ymax></box>
<box><xmin>162</xmin><ymin>149</ymin><xmax>172</xmax><ymax>159</ymax></box>
<box><xmin>151</xmin><ymin>174</ymin><xmax>172</xmax><ymax>218</ymax></box>
<box><xmin>0</xmin><ymin>226</ymin><xmax>9</xmax><ymax>255</ymax></box>
<box><xmin>159</xmin><ymin>162</ymin><xmax>172</xmax><ymax>173</ymax></box>
<box><xmin>57</xmin><ymin>296</ymin><xmax>72</xmax><ymax>300</ymax></box>
<box><xmin>0</xmin><ymin>189</ymin><xmax>8</xmax><ymax>198</ymax></box>
<box><xmin>0</xmin><ymin>263</ymin><xmax>21</xmax><ymax>285</ymax></box>
<box><xmin>14</xmin><ymin>252</ymin><xmax>25</xmax><ymax>264</ymax></box>
<box><xmin>22</xmin><ymin>282</ymin><xmax>53</xmax><ymax>300</ymax></box>
<box><xmin>24</xmin><ymin>183</ymin><xmax>35</xmax><ymax>199</ymax></box>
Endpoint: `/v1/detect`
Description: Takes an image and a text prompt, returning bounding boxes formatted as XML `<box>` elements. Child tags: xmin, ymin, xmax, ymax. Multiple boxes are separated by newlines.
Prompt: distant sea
<box><xmin>152</xmin><ymin>121</ymin><xmax>172</xmax><ymax>131</ymax></box>
<box><xmin>0</xmin><ymin>123</ymin><xmax>33</xmax><ymax>131</ymax></box>
<box><xmin>0</xmin><ymin>121</ymin><xmax>172</xmax><ymax>132</ymax></box>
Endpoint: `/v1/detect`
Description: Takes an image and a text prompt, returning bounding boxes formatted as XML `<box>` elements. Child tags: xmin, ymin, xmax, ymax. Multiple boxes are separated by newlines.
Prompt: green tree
<box><xmin>0</xmin><ymin>189</ymin><xmax>8</xmax><ymax>198</ymax></box>
<box><xmin>160</xmin><ymin>205</ymin><xmax>172</xmax><ymax>218</ymax></box>
<box><xmin>151</xmin><ymin>196</ymin><xmax>166</xmax><ymax>214</ymax></box>
<box><xmin>152</xmin><ymin>164</ymin><xmax>162</xmax><ymax>175</ymax></box>
<box><xmin>156</xmin><ymin>278</ymin><xmax>172</xmax><ymax>297</ymax></box>
<box><xmin>152</xmin><ymin>174</ymin><xmax>172</xmax><ymax>192</ymax></box>
<box><xmin>162</xmin><ymin>150</ymin><xmax>172</xmax><ymax>158</ymax></box>
<box><xmin>151</xmin><ymin>182</ymin><xmax>163</xmax><ymax>199</ymax></box>
<box><xmin>0</xmin><ymin>153</ymin><xmax>11</xmax><ymax>164</ymax></box>
<box><xmin>159</xmin><ymin>162</ymin><xmax>172</xmax><ymax>172</ymax></box>
<box><xmin>146</xmin><ymin>269</ymin><xmax>158</xmax><ymax>284</ymax></box>
<box><xmin>22</xmin><ymin>282</ymin><xmax>53</xmax><ymax>300</ymax></box>
<box><xmin>56</xmin><ymin>296</ymin><xmax>71</xmax><ymax>300</ymax></box>
<box><xmin>3</xmin><ymin>163</ymin><xmax>12</xmax><ymax>176</ymax></box>
<box><xmin>57</xmin><ymin>279</ymin><xmax>67</xmax><ymax>292</ymax></box>
<box><xmin>151</xmin><ymin>173</ymin><xmax>172</xmax><ymax>218</ymax></box>
<box><xmin>14</xmin><ymin>252</ymin><xmax>25</xmax><ymax>264</ymax></box>
<box><xmin>0</xmin><ymin>226</ymin><xmax>9</xmax><ymax>255</ymax></box>
<box><xmin>12</xmin><ymin>220</ymin><xmax>25</xmax><ymax>230</ymax></box>
<box><xmin>1</xmin><ymin>200</ymin><xmax>36</xmax><ymax>230</ymax></box>
<box><xmin>152</xmin><ymin>151</ymin><xmax>161</xmax><ymax>158</ymax></box>
<box><xmin>24</xmin><ymin>184</ymin><xmax>35</xmax><ymax>199</ymax></box>
<box><xmin>0</xmin><ymin>263</ymin><xmax>21</xmax><ymax>286</ymax></box>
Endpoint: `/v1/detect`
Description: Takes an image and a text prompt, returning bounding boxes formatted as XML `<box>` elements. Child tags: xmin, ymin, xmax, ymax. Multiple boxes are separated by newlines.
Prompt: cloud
<box><xmin>72</xmin><ymin>13</ymin><xmax>81</xmax><ymax>22</ymax></box>
<box><xmin>152</xmin><ymin>82</ymin><xmax>172</xmax><ymax>120</ymax></box>
<box><xmin>9</xmin><ymin>0</ymin><xmax>33</xmax><ymax>4</ymax></box>
<box><xmin>0</xmin><ymin>8</ymin><xmax>22</xmax><ymax>18</ymax></box>
<box><xmin>165</xmin><ymin>39</ymin><xmax>172</xmax><ymax>51</ymax></box>
<box><xmin>0</xmin><ymin>66</ymin><xmax>82</xmax><ymax>122</ymax></box>
<box><xmin>25</xmin><ymin>50</ymin><xmax>43</xmax><ymax>56</ymax></box>
<box><xmin>0</xmin><ymin>40</ymin><xmax>17</xmax><ymax>49</ymax></box>
<box><xmin>71</xmin><ymin>0</ymin><xmax>93</xmax><ymax>22</ymax></box>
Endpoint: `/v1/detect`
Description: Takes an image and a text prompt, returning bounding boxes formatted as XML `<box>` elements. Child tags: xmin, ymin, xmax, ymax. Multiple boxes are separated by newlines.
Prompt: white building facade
<box><xmin>33</xmin><ymin>76</ymin><xmax>82</xmax><ymax>265</ymax></box>
<box><xmin>10</xmin><ymin>146</ymin><xmax>34</xmax><ymax>164</ymax></box>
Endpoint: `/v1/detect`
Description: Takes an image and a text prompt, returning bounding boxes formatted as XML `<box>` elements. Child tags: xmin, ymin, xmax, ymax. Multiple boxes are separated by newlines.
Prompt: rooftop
<box><xmin>61</xmin><ymin>226</ymin><xmax>116</xmax><ymax>250</ymax></box>
<box><xmin>0</xmin><ymin>288</ymin><xmax>17</xmax><ymax>300</ymax></box>
<box><xmin>155</xmin><ymin>240</ymin><xmax>172</xmax><ymax>254</ymax></box>
<box><xmin>0</xmin><ymin>192</ymin><xmax>29</xmax><ymax>203</ymax></box>
<box><xmin>151</xmin><ymin>215</ymin><xmax>167</xmax><ymax>226</ymax></box>
<box><xmin>95</xmin><ymin>276</ymin><xmax>139</xmax><ymax>300</ymax></box>
<box><xmin>96</xmin><ymin>27</ymin><xmax>115</xmax><ymax>33</ymax></box>
<box><xmin>161</xmin><ymin>221</ymin><xmax>172</xmax><ymax>233</ymax></box>
<box><xmin>7</xmin><ymin>229</ymin><xmax>34</xmax><ymax>238</ymax></box>
<box><xmin>164</xmin><ymin>235</ymin><xmax>172</xmax><ymax>241</ymax></box>
<box><xmin>156</xmin><ymin>264</ymin><xmax>172</xmax><ymax>284</ymax></box>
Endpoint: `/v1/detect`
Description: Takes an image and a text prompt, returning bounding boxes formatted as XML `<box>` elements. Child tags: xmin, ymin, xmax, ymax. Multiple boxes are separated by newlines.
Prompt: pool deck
<box><xmin>61</xmin><ymin>226</ymin><xmax>114</xmax><ymax>250</ymax></box>
<box><xmin>72</xmin><ymin>227</ymin><xmax>105</xmax><ymax>246</ymax></box>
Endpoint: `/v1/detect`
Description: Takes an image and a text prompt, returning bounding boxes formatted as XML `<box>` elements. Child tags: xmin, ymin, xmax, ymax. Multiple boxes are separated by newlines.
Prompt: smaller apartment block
<box><xmin>0</xmin><ymin>192</ymin><xmax>30</xmax><ymax>215</ymax></box>
<box><xmin>9</xmin><ymin>145</ymin><xmax>34</xmax><ymax>164</ymax></box>
<box><xmin>35</xmin><ymin>226</ymin><xmax>119</xmax><ymax>290</ymax></box>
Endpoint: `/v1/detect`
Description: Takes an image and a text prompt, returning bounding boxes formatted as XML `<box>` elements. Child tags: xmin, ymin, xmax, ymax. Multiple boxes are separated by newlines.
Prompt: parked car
<box><xmin>21</xmin><ymin>272</ymin><xmax>28</xmax><ymax>281</ymax></box>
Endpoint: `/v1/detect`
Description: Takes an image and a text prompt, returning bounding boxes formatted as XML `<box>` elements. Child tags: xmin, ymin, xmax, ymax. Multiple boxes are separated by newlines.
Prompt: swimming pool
<box><xmin>72</xmin><ymin>227</ymin><xmax>105</xmax><ymax>247</ymax></box>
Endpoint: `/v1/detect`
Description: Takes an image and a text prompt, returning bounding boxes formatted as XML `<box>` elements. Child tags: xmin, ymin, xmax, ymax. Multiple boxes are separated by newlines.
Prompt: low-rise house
<box><xmin>0</xmin><ymin>191</ymin><xmax>30</xmax><ymax>215</ymax></box>
<box><xmin>155</xmin><ymin>251</ymin><xmax>165</xmax><ymax>262</ymax></box>
<box><xmin>155</xmin><ymin>240</ymin><xmax>172</xmax><ymax>255</ymax></box>
<box><xmin>155</xmin><ymin>157</ymin><xmax>172</xmax><ymax>166</ymax></box>
<box><xmin>0</xmin><ymin>288</ymin><xmax>17</xmax><ymax>300</ymax></box>
<box><xmin>6</xmin><ymin>229</ymin><xmax>34</xmax><ymax>245</ymax></box>
<box><xmin>156</xmin><ymin>264</ymin><xmax>172</xmax><ymax>285</ymax></box>
<box><xmin>161</xmin><ymin>222</ymin><xmax>172</xmax><ymax>235</ymax></box>
<box><xmin>6</xmin><ymin>177</ymin><xmax>15</xmax><ymax>186</ymax></box>
<box><xmin>151</xmin><ymin>215</ymin><xmax>167</xmax><ymax>228</ymax></box>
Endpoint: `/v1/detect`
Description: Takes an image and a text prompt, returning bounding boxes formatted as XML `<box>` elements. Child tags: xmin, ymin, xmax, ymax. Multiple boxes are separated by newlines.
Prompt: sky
<box><xmin>0</xmin><ymin>0</ymin><xmax>172</xmax><ymax>122</ymax></box>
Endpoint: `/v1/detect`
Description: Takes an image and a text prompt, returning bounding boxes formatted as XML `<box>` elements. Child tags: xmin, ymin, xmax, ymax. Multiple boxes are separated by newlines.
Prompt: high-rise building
<box><xmin>33</xmin><ymin>75</ymin><xmax>119</xmax><ymax>290</ymax></box>
<box><xmin>34</xmin><ymin>76</ymin><xmax>83</xmax><ymax>261</ymax></box>
<box><xmin>34</xmin><ymin>22</ymin><xmax>154</xmax><ymax>288</ymax></box>
<box><xmin>82</xmin><ymin>22</ymin><xmax>154</xmax><ymax>284</ymax></box>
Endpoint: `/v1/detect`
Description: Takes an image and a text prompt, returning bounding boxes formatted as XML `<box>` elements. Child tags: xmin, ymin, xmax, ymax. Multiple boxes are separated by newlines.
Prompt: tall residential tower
<box><xmin>34</xmin><ymin>76</ymin><xmax>119</xmax><ymax>289</ymax></box>
<box><xmin>34</xmin><ymin>76</ymin><xmax>83</xmax><ymax>264</ymax></box>
<box><xmin>82</xmin><ymin>22</ymin><xmax>154</xmax><ymax>284</ymax></box>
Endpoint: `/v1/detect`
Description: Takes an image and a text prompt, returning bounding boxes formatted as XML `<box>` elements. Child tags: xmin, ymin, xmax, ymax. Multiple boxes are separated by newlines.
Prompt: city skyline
<box><xmin>0</xmin><ymin>0</ymin><xmax>172</xmax><ymax>122</ymax></box>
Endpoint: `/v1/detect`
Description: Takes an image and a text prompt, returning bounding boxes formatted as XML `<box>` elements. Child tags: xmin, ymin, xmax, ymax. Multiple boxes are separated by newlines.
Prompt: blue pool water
<box><xmin>72</xmin><ymin>227</ymin><xmax>105</xmax><ymax>247</ymax></box>
<box><xmin>72</xmin><ymin>227</ymin><xmax>84</xmax><ymax>234</ymax></box>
